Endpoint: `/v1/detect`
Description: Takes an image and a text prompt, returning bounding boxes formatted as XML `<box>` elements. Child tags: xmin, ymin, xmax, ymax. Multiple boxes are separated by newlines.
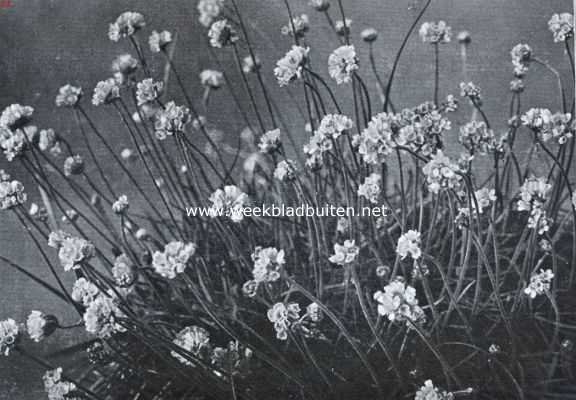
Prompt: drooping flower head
<box><xmin>152</xmin><ymin>241</ymin><xmax>196</xmax><ymax>279</ymax></box>
<box><xmin>517</xmin><ymin>176</ymin><xmax>552</xmax><ymax>235</ymax></box>
<box><xmin>108</xmin><ymin>11</ymin><xmax>145</xmax><ymax>42</ymax></box>
<box><xmin>548</xmin><ymin>13</ymin><xmax>574</xmax><ymax>42</ymax></box>
<box><xmin>274</xmin><ymin>45</ymin><xmax>309</xmax><ymax>87</ymax></box>
<box><xmin>328</xmin><ymin>45</ymin><xmax>359</xmax><ymax>84</ymax></box>
<box><xmin>112</xmin><ymin>254</ymin><xmax>136</xmax><ymax>287</ymax></box>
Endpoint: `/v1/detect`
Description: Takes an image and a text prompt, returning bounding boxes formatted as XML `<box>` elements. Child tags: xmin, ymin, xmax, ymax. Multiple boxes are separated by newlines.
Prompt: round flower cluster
<box><xmin>328</xmin><ymin>239</ymin><xmax>359</xmax><ymax>266</ymax></box>
<box><xmin>154</xmin><ymin>101</ymin><xmax>191</xmax><ymax>139</ymax></box>
<box><xmin>281</xmin><ymin>14</ymin><xmax>309</xmax><ymax>38</ymax></box>
<box><xmin>48</xmin><ymin>230</ymin><xmax>95</xmax><ymax>271</ymax></box>
<box><xmin>357</xmin><ymin>173</ymin><xmax>381</xmax><ymax>204</ymax></box>
<box><xmin>0</xmin><ymin>104</ymin><xmax>34</xmax><ymax>129</ymax></box>
<box><xmin>208</xmin><ymin>185</ymin><xmax>249</xmax><ymax>222</ymax></box>
<box><xmin>0</xmin><ymin>125</ymin><xmax>36</xmax><ymax>161</ymax></box>
<box><xmin>111</xmin><ymin>54</ymin><xmax>138</xmax><ymax>82</ymax></box>
<box><xmin>521</xmin><ymin>108</ymin><xmax>573</xmax><ymax>144</ymax></box>
<box><xmin>328</xmin><ymin>45</ymin><xmax>359</xmax><ymax>84</ymax></box>
<box><xmin>171</xmin><ymin>325</ymin><xmax>211</xmax><ymax>366</ymax></box>
<box><xmin>524</xmin><ymin>269</ymin><xmax>554</xmax><ymax>299</ymax></box>
<box><xmin>43</xmin><ymin>367</ymin><xmax>77</xmax><ymax>400</ymax></box>
<box><xmin>510</xmin><ymin>43</ymin><xmax>532</xmax><ymax>77</ymax></box>
<box><xmin>211</xmin><ymin>340</ymin><xmax>253</xmax><ymax>375</ymax></box>
<box><xmin>0</xmin><ymin>318</ymin><xmax>19</xmax><ymax>356</ymax></box>
<box><xmin>92</xmin><ymin>78</ymin><xmax>121</xmax><ymax>106</ymax></box>
<box><xmin>303</xmin><ymin>114</ymin><xmax>353</xmax><ymax>168</ymax></box>
<box><xmin>517</xmin><ymin>176</ymin><xmax>552</xmax><ymax>235</ymax></box>
<box><xmin>459</xmin><ymin>81</ymin><xmax>482</xmax><ymax>105</ymax></box>
<box><xmin>354</xmin><ymin>112</ymin><xmax>402</xmax><ymax>164</ymax></box>
<box><xmin>149</xmin><ymin>30</ymin><xmax>172</xmax><ymax>53</ymax></box>
<box><xmin>548</xmin><ymin>13</ymin><xmax>574</xmax><ymax>42</ymax></box>
<box><xmin>458</xmin><ymin>120</ymin><xmax>496</xmax><ymax>156</ymax></box>
<box><xmin>396</xmin><ymin>230</ymin><xmax>421</xmax><ymax>260</ymax></box>
<box><xmin>200</xmin><ymin>69</ymin><xmax>224</xmax><ymax>89</ymax></box>
<box><xmin>274</xmin><ymin>45</ymin><xmax>309</xmax><ymax>87</ymax></box>
<box><xmin>84</xmin><ymin>293</ymin><xmax>126</xmax><ymax>338</ymax></box>
<box><xmin>55</xmin><ymin>84</ymin><xmax>82</xmax><ymax>108</ymax></box>
<box><xmin>267</xmin><ymin>302</ymin><xmax>301</xmax><ymax>340</ymax></box>
<box><xmin>208</xmin><ymin>19</ymin><xmax>239</xmax><ymax>48</ymax></box>
<box><xmin>414</xmin><ymin>380</ymin><xmax>454</xmax><ymax>400</ymax></box>
<box><xmin>108</xmin><ymin>11</ymin><xmax>145</xmax><ymax>42</ymax></box>
<box><xmin>422</xmin><ymin>150</ymin><xmax>463</xmax><ymax>194</ymax></box>
<box><xmin>317</xmin><ymin>114</ymin><xmax>354</xmax><ymax>139</ymax></box>
<box><xmin>242</xmin><ymin>54</ymin><xmax>261</xmax><ymax>74</ymax></box>
<box><xmin>373</xmin><ymin>278</ymin><xmax>425</xmax><ymax>324</ymax></box>
<box><xmin>71</xmin><ymin>277</ymin><xmax>100</xmax><ymax>306</ymax></box>
<box><xmin>26</xmin><ymin>311</ymin><xmax>58</xmax><ymax>342</ymax></box>
<box><xmin>152</xmin><ymin>241</ymin><xmax>197</xmax><ymax>279</ymax></box>
<box><xmin>112</xmin><ymin>254</ymin><xmax>136</xmax><ymax>287</ymax></box>
<box><xmin>361</xmin><ymin>27</ymin><xmax>378</xmax><ymax>42</ymax></box>
<box><xmin>251</xmin><ymin>246</ymin><xmax>285</xmax><ymax>283</ymax></box>
<box><xmin>0</xmin><ymin>179</ymin><xmax>27</xmax><ymax>210</ymax></box>
<box><xmin>136</xmin><ymin>78</ymin><xmax>163</xmax><ymax>106</ymax></box>
<box><xmin>455</xmin><ymin>188</ymin><xmax>497</xmax><ymax>228</ymax></box>
<box><xmin>63</xmin><ymin>155</ymin><xmax>84</xmax><ymax>176</ymax></box>
<box><xmin>274</xmin><ymin>159</ymin><xmax>298</xmax><ymax>182</ymax></box>
<box><xmin>419</xmin><ymin>21</ymin><xmax>452</xmax><ymax>44</ymax></box>
<box><xmin>38</xmin><ymin>128</ymin><xmax>61</xmax><ymax>155</ymax></box>
<box><xmin>309</xmin><ymin>0</ymin><xmax>330</xmax><ymax>12</ymax></box>
<box><xmin>197</xmin><ymin>0</ymin><xmax>224</xmax><ymax>27</ymax></box>
<box><xmin>112</xmin><ymin>194</ymin><xmax>129</xmax><ymax>214</ymax></box>
<box><xmin>258</xmin><ymin>128</ymin><xmax>282</xmax><ymax>154</ymax></box>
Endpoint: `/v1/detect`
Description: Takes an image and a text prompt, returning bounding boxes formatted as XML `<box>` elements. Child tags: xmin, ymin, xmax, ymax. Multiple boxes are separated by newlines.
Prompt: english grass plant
<box><xmin>0</xmin><ymin>1</ymin><xmax>575</xmax><ymax>399</ymax></box>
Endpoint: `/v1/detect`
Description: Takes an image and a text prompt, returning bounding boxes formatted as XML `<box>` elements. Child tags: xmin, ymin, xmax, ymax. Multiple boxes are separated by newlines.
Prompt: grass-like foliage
<box><xmin>0</xmin><ymin>1</ymin><xmax>575</xmax><ymax>399</ymax></box>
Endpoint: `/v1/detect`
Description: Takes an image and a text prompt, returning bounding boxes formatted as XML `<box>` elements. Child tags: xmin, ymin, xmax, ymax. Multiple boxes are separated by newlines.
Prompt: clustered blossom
<box><xmin>510</xmin><ymin>44</ymin><xmax>532</xmax><ymax>77</ymax></box>
<box><xmin>459</xmin><ymin>121</ymin><xmax>496</xmax><ymax>156</ymax></box>
<box><xmin>274</xmin><ymin>159</ymin><xmax>298</xmax><ymax>182</ymax></box>
<box><xmin>112</xmin><ymin>194</ymin><xmax>129</xmax><ymax>214</ymax></box>
<box><xmin>0</xmin><ymin>125</ymin><xmax>36</xmax><ymax>161</ymax></box>
<box><xmin>108</xmin><ymin>11</ymin><xmax>145</xmax><ymax>42</ymax></box>
<box><xmin>328</xmin><ymin>239</ymin><xmax>359</xmax><ymax>266</ymax></box>
<box><xmin>258</xmin><ymin>128</ymin><xmax>282</xmax><ymax>153</ymax></box>
<box><xmin>172</xmin><ymin>325</ymin><xmax>211</xmax><ymax>366</ymax></box>
<box><xmin>154</xmin><ymin>101</ymin><xmax>190</xmax><ymax>139</ymax></box>
<box><xmin>243</xmin><ymin>247</ymin><xmax>286</xmax><ymax>296</ymax></box>
<box><xmin>459</xmin><ymin>82</ymin><xmax>482</xmax><ymax>105</ymax></box>
<box><xmin>335</xmin><ymin>18</ymin><xmax>352</xmax><ymax>36</ymax></box>
<box><xmin>328</xmin><ymin>45</ymin><xmax>358</xmax><ymax>84</ymax></box>
<box><xmin>396</xmin><ymin>230</ymin><xmax>422</xmax><ymax>260</ymax></box>
<box><xmin>136</xmin><ymin>78</ymin><xmax>163</xmax><ymax>106</ymax></box>
<box><xmin>274</xmin><ymin>45</ymin><xmax>309</xmax><ymax>87</ymax></box>
<box><xmin>48</xmin><ymin>230</ymin><xmax>95</xmax><ymax>271</ymax></box>
<box><xmin>43</xmin><ymin>367</ymin><xmax>77</xmax><ymax>400</ymax></box>
<box><xmin>419</xmin><ymin>21</ymin><xmax>452</xmax><ymax>43</ymax></box>
<box><xmin>309</xmin><ymin>0</ymin><xmax>330</xmax><ymax>12</ymax></box>
<box><xmin>524</xmin><ymin>269</ymin><xmax>554</xmax><ymax>299</ymax></box>
<box><xmin>414</xmin><ymin>380</ymin><xmax>454</xmax><ymax>400</ymax></box>
<box><xmin>92</xmin><ymin>78</ymin><xmax>121</xmax><ymax>106</ymax></box>
<box><xmin>303</xmin><ymin>114</ymin><xmax>353</xmax><ymax>168</ymax></box>
<box><xmin>422</xmin><ymin>150</ymin><xmax>463</xmax><ymax>194</ymax></box>
<box><xmin>152</xmin><ymin>241</ymin><xmax>196</xmax><ymax>279</ymax></box>
<box><xmin>208</xmin><ymin>185</ymin><xmax>249</xmax><ymax>222</ymax></box>
<box><xmin>373</xmin><ymin>278</ymin><xmax>425</xmax><ymax>324</ymax></box>
<box><xmin>521</xmin><ymin>108</ymin><xmax>573</xmax><ymax>144</ymax></box>
<box><xmin>198</xmin><ymin>0</ymin><xmax>224</xmax><ymax>27</ymax></box>
<box><xmin>267</xmin><ymin>302</ymin><xmax>301</xmax><ymax>340</ymax></box>
<box><xmin>71</xmin><ymin>277</ymin><xmax>100</xmax><ymax>306</ymax></box>
<box><xmin>281</xmin><ymin>14</ymin><xmax>309</xmax><ymax>38</ymax></box>
<box><xmin>84</xmin><ymin>294</ymin><xmax>126</xmax><ymax>338</ymax></box>
<box><xmin>26</xmin><ymin>311</ymin><xmax>57</xmax><ymax>342</ymax></box>
<box><xmin>517</xmin><ymin>176</ymin><xmax>552</xmax><ymax>235</ymax></box>
<box><xmin>55</xmin><ymin>85</ymin><xmax>82</xmax><ymax>107</ymax></box>
<box><xmin>111</xmin><ymin>54</ymin><xmax>138</xmax><ymax>81</ymax></box>
<box><xmin>112</xmin><ymin>254</ymin><xmax>136</xmax><ymax>287</ymax></box>
<box><xmin>0</xmin><ymin>179</ymin><xmax>27</xmax><ymax>210</ymax></box>
<box><xmin>63</xmin><ymin>155</ymin><xmax>84</xmax><ymax>176</ymax></box>
<box><xmin>548</xmin><ymin>13</ymin><xmax>574</xmax><ymax>42</ymax></box>
<box><xmin>0</xmin><ymin>318</ymin><xmax>19</xmax><ymax>356</ymax></box>
<box><xmin>211</xmin><ymin>340</ymin><xmax>253</xmax><ymax>374</ymax></box>
<box><xmin>149</xmin><ymin>30</ymin><xmax>172</xmax><ymax>52</ymax></box>
<box><xmin>317</xmin><ymin>114</ymin><xmax>353</xmax><ymax>139</ymax></box>
<box><xmin>200</xmin><ymin>69</ymin><xmax>224</xmax><ymax>89</ymax></box>
<box><xmin>242</xmin><ymin>55</ymin><xmax>261</xmax><ymax>74</ymax></box>
<box><xmin>0</xmin><ymin>104</ymin><xmax>34</xmax><ymax>129</ymax></box>
<box><xmin>208</xmin><ymin>19</ymin><xmax>238</xmax><ymax>48</ymax></box>
<box><xmin>39</xmin><ymin>128</ymin><xmax>61</xmax><ymax>155</ymax></box>
<box><xmin>357</xmin><ymin>173</ymin><xmax>381</xmax><ymax>204</ymax></box>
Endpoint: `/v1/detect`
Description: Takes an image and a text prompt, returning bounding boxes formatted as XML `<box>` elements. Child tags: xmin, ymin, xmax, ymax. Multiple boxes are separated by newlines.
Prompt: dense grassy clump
<box><xmin>0</xmin><ymin>1</ymin><xmax>575</xmax><ymax>399</ymax></box>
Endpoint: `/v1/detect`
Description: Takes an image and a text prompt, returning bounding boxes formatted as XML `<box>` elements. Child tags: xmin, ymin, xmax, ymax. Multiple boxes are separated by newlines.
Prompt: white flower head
<box><xmin>281</xmin><ymin>14</ymin><xmax>309</xmax><ymax>38</ymax></box>
<box><xmin>72</xmin><ymin>277</ymin><xmax>100</xmax><ymax>306</ymax></box>
<box><xmin>419</xmin><ymin>21</ymin><xmax>452</xmax><ymax>43</ymax></box>
<box><xmin>396</xmin><ymin>230</ymin><xmax>421</xmax><ymax>260</ymax></box>
<box><xmin>358</xmin><ymin>173</ymin><xmax>381</xmax><ymax>204</ymax></box>
<box><xmin>335</xmin><ymin>18</ymin><xmax>352</xmax><ymax>36</ymax></box>
<box><xmin>112</xmin><ymin>195</ymin><xmax>129</xmax><ymax>214</ymax></box>
<box><xmin>328</xmin><ymin>45</ymin><xmax>358</xmax><ymax>84</ymax></box>
<box><xmin>43</xmin><ymin>367</ymin><xmax>77</xmax><ymax>400</ymax></box>
<box><xmin>548</xmin><ymin>13</ymin><xmax>574</xmax><ymax>42</ymax></box>
<box><xmin>48</xmin><ymin>231</ymin><xmax>95</xmax><ymax>271</ymax></box>
<box><xmin>149</xmin><ymin>30</ymin><xmax>172</xmax><ymax>52</ymax></box>
<box><xmin>361</xmin><ymin>27</ymin><xmax>378</xmax><ymax>42</ymax></box>
<box><xmin>208</xmin><ymin>185</ymin><xmax>249</xmax><ymax>222</ymax></box>
<box><xmin>274</xmin><ymin>159</ymin><xmax>298</xmax><ymax>182</ymax></box>
<box><xmin>242</xmin><ymin>54</ymin><xmax>261</xmax><ymax>74</ymax></box>
<box><xmin>108</xmin><ymin>11</ymin><xmax>145</xmax><ymax>42</ymax></box>
<box><xmin>329</xmin><ymin>239</ymin><xmax>359</xmax><ymax>266</ymax></box>
<box><xmin>200</xmin><ymin>69</ymin><xmax>224</xmax><ymax>89</ymax></box>
<box><xmin>267</xmin><ymin>302</ymin><xmax>300</xmax><ymax>340</ymax></box>
<box><xmin>208</xmin><ymin>19</ymin><xmax>239</xmax><ymax>48</ymax></box>
<box><xmin>274</xmin><ymin>45</ymin><xmax>309</xmax><ymax>87</ymax></box>
<box><xmin>524</xmin><ymin>269</ymin><xmax>554</xmax><ymax>299</ymax></box>
<box><xmin>251</xmin><ymin>246</ymin><xmax>285</xmax><ymax>283</ymax></box>
<box><xmin>422</xmin><ymin>151</ymin><xmax>462</xmax><ymax>194</ymax></box>
<box><xmin>258</xmin><ymin>128</ymin><xmax>282</xmax><ymax>154</ymax></box>
<box><xmin>84</xmin><ymin>294</ymin><xmax>126</xmax><ymax>338</ymax></box>
<box><xmin>198</xmin><ymin>0</ymin><xmax>224</xmax><ymax>27</ymax></box>
<box><xmin>317</xmin><ymin>114</ymin><xmax>353</xmax><ymax>139</ymax></box>
<box><xmin>415</xmin><ymin>380</ymin><xmax>453</xmax><ymax>400</ymax></box>
<box><xmin>152</xmin><ymin>241</ymin><xmax>196</xmax><ymax>279</ymax></box>
<box><xmin>0</xmin><ymin>179</ymin><xmax>27</xmax><ymax>210</ymax></box>
<box><xmin>26</xmin><ymin>311</ymin><xmax>58</xmax><ymax>342</ymax></box>
<box><xmin>154</xmin><ymin>101</ymin><xmax>190</xmax><ymax>140</ymax></box>
<box><xmin>0</xmin><ymin>319</ymin><xmax>19</xmax><ymax>356</ymax></box>
<box><xmin>55</xmin><ymin>85</ymin><xmax>82</xmax><ymax>108</ymax></box>
<box><xmin>136</xmin><ymin>78</ymin><xmax>163</xmax><ymax>106</ymax></box>
<box><xmin>92</xmin><ymin>78</ymin><xmax>120</xmax><ymax>106</ymax></box>
<box><xmin>171</xmin><ymin>325</ymin><xmax>211</xmax><ymax>366</ymax></box>
<box><xmin>374</xmin><ymin>278</ymin><xmax>425</xmax><ymax>324</ymax></box>
<box><xmin>0</xmin><ymin>104</ymin><xmax>34</xmax><ymax>129</ymax></box>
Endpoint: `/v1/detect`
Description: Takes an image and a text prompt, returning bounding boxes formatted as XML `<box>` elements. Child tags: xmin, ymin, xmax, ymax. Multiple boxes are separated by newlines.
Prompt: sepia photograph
<box><xmin>0</xmin><ymin>0</ymin><xmax>575</xmax><ymax>399</ymax></box>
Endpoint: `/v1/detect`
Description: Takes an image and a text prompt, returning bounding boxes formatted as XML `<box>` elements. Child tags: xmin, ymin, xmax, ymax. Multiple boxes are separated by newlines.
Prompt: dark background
<box><xmin>0</xmin><ymin>0</ymin><xmax>572</xmax><ymax>398</ymax></box>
